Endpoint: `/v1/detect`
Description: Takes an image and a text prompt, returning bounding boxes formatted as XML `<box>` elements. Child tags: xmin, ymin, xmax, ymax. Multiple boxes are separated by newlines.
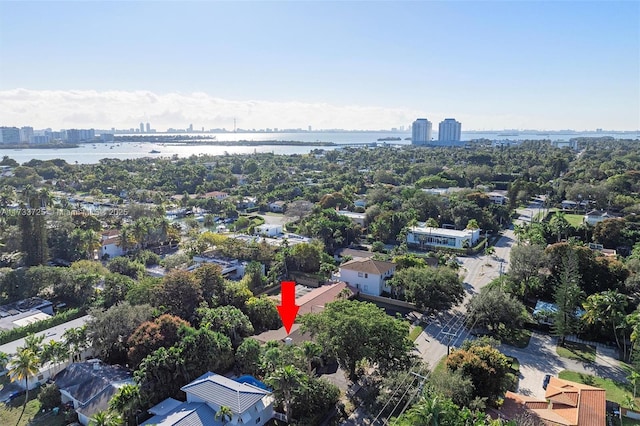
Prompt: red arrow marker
<box><xmin>277</xmin><ymin>281</ymin><xmax>299</xmax><ymax>334</ymax></box>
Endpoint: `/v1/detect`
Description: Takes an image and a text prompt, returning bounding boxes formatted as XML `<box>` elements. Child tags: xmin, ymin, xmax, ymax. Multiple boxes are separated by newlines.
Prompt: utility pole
<box><xmin>442</xmin><ymin>331</ymin><xmax>457</xmax><ymax>356</ymax></box>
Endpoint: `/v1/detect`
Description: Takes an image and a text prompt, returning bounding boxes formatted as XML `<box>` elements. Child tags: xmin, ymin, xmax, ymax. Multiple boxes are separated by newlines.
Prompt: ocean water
<box><xmin>0</xmin><ymin>130</ymin><xmax>636</xmax><ymax>165</ymax></box>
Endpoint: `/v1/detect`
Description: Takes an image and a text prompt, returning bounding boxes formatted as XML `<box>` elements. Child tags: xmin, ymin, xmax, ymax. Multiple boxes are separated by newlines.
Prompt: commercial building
<box><xmin>411</xmin><ymin>118</ymin><xmax>432</xmax><ymax>145</ymax></box>
<box><xmin>65</xmin><ymin>129</ymin><xmax>95</xmax><ymax>143</ymax></box>
<box><xmin>407</xmin><ymin>225</ymin><xmax>481</xmax><ymax>250</ymax></box>
<box><xmin>438</xmin><ymin>118</ymin><xmax>461</xmax><ymax>142</ymax></box>
<box><xmin>20</xmin><ymin>126</ymin><xmax>34</xmax><ymax>143</ymax></box>
<box><xmin>0</xmin><ymin>127</ymin><xmax>20</xmax><ymax>144</ymax></box>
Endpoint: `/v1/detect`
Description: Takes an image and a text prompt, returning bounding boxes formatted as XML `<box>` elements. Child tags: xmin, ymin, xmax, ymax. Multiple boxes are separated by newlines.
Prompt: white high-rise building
<box><xmin>20</xmin><ymin>126</ymin><xmax>34</xmax><ymax>143</ymax></box>
<box><xmin>438</xmin><ymin>118</ymin><xmax>462</xmax><ymax>142</ymax></box>
<box><xmin>411</xmin><ymin>118</ymin><xmax>432</xmax><ymax>145</ymax></box>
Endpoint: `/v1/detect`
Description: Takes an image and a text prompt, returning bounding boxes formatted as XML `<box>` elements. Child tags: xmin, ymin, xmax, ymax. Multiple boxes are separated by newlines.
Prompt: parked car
<box><xmin>4</xmin><ymin>390</ymin><xmax>26</xmax><ymax>404</ymax></box>
<box><xmin>543</xmin><ymin>374</ymin><xmax>551</xmax><ymax>390</ymax></box>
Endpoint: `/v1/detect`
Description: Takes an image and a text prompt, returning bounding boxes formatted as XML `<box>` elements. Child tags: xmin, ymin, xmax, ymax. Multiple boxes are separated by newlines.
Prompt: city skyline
<box><xmin>0</xmin><ymin>1</ymin><xmax>638</xmax><ymax>131</ymax></box>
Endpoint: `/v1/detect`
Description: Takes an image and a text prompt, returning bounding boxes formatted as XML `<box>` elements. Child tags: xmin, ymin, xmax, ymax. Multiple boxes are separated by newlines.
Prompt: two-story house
<box><xmin>338</xmin><ymin>258</ymin><xmax>396</xmax><ymax>296</ymax></box>
<box><xmin>142</xmin><ymin>372</ymin><xmax>275</xmax><ymax>425</ymax></box>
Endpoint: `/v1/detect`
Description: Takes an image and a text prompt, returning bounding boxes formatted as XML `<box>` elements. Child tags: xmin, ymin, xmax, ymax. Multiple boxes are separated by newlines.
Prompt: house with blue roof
<box><xmin>142</xmin><ymin>372</ymin><xmax>276</xmax><ymax>426</ymax></box>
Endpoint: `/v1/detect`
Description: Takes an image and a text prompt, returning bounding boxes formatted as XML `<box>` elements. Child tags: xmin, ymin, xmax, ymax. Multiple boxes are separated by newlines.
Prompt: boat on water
<box><xmin>149</xmin><ymin>149</ymin><xmax>161</xmax><ymax>154</ymax></box>
<box><xmin>377</xmin><ymin>137</ymin><xmax>402</xmax><ymax>141</ymax></box>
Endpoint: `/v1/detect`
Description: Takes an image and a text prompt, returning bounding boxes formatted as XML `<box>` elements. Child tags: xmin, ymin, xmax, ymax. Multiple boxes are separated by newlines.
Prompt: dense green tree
<box><xmin>552</xmin><ymin>251</ymin><xmax>584</xmax><ymax>345</ymax></box>
<box><xmin>508</xmin><ymin>244</ymin><xmax>547</xmax><ymax>299</ymax></box>
<box><xmin>179</xmin><ymin>327</ymin><xmax>234</xmax><ymax>380</ymax></box>
<box><xmin>87</xmin><ymin>302</ymin><xmax>154</xmax><ymax>364</ymax></box>
<box><xmin>244</xmin><ymin>296</ymin><xmax>281</xmax><ymax>332</ymax></box>
<box><xmin>301</xmin><ymin>300</ymin><xmax>413</xmax><ymax>381</ymax></box>
<box><xmin>235</xmin><ymin>338</ymin><xmax>261</xmax><ymax>376</ymax></box>
<box><xmin>466</xmin><ymin>287</ymin><xmax>528</xmax><ymax>333</ymax></box>
<box><xmin>107</xmin><ymin>256</ymin><xmax>144</xmax><ymax>279</ymax></box>
<box><xmin>194</xmin><ymin>263</ymin><xmax>225</xmax><ymax>304</ymax></box>
<box><xmin>196</xmin><ymin>305</ymin><xmax>254</xmax><ymax>347</ymax></box>
<box><xmin>135</xmin><ymin>346</ymin><xmax>189</xmax><ymax>406</ymax></box>
<box><xmin>391</xmin><ymin>267</ymin><xmax>464</xmax><ymax>313</ymax></box>
<box><xmin>101</xmin><ymin>273</ymin><xmax>135</xmax><ymax>308</ymax></box>
<box><xmin>127</xmin><ymin>314</ymin><xmax>190</xmax><ymax>367</ymax></box>
<box><xmin>153</xmin><ymin>270</ymin><xmax>203</xmax><ymax>320</ymax></box>
<box><xmin>446</xmin><ymin>344</ymin><xmax>511</xmax><ymax>404</ymax></box>
<box><xmin>290</xmin><ymin>377</ymin><xmax>340</xmax><ymax>423</ymax></box>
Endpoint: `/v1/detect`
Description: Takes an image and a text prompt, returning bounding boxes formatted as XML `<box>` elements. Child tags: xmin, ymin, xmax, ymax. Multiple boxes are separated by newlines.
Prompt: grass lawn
<box><xmin>558</xmin><ymin>370</ymin><xmax>640</xmax><ymax>409</ymax></box>
<box><xmin>0</xmin><ymin>394</ymin><xmax>67</xmax><ymax>426</ymax></box>
<box><xmin>556</xmin><ymin>341</ymin><xmax>596</xmax><ymax>363</ymax></box>
<box><xmin>564</xmin><ymin>214</ymin><xmax>584</xmax><ymax>228</ymax></box>
<box><xmin>409</xmin><ymin>325</ymin><xmax>424</xmax><ymax>342</ymax></box>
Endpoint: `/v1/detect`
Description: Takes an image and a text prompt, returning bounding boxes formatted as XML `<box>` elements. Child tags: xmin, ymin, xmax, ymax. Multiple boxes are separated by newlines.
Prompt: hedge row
<box><xmin>0</xmin><ymin>308</ymin><xmax>86</xmax><ymax>346</ymax></box>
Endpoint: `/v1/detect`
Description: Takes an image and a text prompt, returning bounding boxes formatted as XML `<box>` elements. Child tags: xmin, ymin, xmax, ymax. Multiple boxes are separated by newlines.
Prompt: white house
<box><xmin>487</xmin><ymin>191</ymin><xmax>507</xmax><ymax>205</ymax></box>
<box><xmin>255</xmin><ymin>224</ymin><xmax>283</xmax><ymax>237</ymax></box>
<box><xmin>407</xmin><ymin>226</ymin><xmax>481</xmax><ymax>250</ymax></box>
<box><xmin>142</xmin><ymin>372</ymin><xmax>275</xmax><ymax>426</ymax></box>
<box><xmin>99</xmin><ymin>230</ymin><xmax>124</xmax><ymax>259</ymax></box>
<box><xmin>204</xmin><ymin>191</ymin><xmax>229</xmax><ymax>201</ymax></box>
<box><xmin>269</xmin><ymin>201</ymin><xmax>286</xmax><ymax>213</ymax></box>
<box><xmin>1</xmin><ymin>315</ymin><xmax>93</xmax><ymax>390</ymax></box>
<box><xmin>337</xmin><ymin>210</ymin><xmax>366</xmax><ymax>227</ymax></box>
<box><xmin>338</xmin><ymin>258</ymin><xmax>396</xmax><ymax>296</ymax></box>
<box><xmin>584</xmin><ymin>210</ymin><xmax>616</xmax><ymax>226</ymax></box>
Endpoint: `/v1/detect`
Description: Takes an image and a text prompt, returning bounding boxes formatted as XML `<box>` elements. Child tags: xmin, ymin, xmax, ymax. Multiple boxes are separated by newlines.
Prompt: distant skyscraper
<box><xmin>411</xmin><ymin>118</ymin><xmax>432</xmax><ymax>145</ymax></box>
<box><xmin>0</xmin><ymin>127</ymin><xmax>20</xmax><ymax>144</ymax></box>
<box><xmin>188</xmin><ymin>124</ymin><xmax>193</xmax><ymax>132</ymax></box>
<box><xmin>140</xmin><ymin>122</ymin><xmax>144</xmax><ymax>133</ymax></box>
<box><xmin>20</xmin><ymin>126</ymin><xmax>34</xmax><ymax>143</ymax></box>
<box><xmin>146</xmin><ymin>122</ymin><xmax>150</xmax><ymax>133</ymax></box>
<box><xmin>438</xmin><ymin>118</ymin><xmax>462</xmax><ymax>142</ymax></box>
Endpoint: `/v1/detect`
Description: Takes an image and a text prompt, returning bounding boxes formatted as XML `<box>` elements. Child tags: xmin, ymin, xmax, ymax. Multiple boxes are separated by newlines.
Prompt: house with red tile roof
<box><xmin>501</xmin><ymin>377</ymin><xmax>606</xmax><ymax>426</ymax></box>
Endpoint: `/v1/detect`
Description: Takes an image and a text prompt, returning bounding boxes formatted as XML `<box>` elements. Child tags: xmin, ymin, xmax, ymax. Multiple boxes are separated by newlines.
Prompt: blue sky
<box><xmin>0</xmin><ymin>1</ymin><xmax>638</xmax><ymax>131</ymax></box>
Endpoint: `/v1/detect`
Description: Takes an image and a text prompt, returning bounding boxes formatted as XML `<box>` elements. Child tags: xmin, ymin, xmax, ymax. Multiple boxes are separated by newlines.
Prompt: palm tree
<box><xmin>9</xmin><ymin>347</ymin><xmax>40</xmax><ymax>426</ymax></box>
<box><xmin>401</xmin><ymin>394</ymin><xmax>457</xmax><ymax>426</ymax></box>
<box><xmin>549</xmin><ymin>211</ymin><xmax>571</xmax><ymax>242</ymax></box>
<box><xmin>89</xmin><ymin>410</ymin><xmax>121</xmax><ymax>426</ymax></box>
<box><xmin>214</xmin><ymin>405</ymin><xmax>233</xmax><ymax>425</ymax></box>
<box><xmin>629</xmin><ymin>371</ymin><xmax>640</xmax><ymax>398</ymax></box>
<box><xmin>41</xmin><ymin>340</ymin><xmax>67</xmax><ymax>377</ymax></box>
<box><xmin>83</xmin><ymin>229</ymin><xmax>102</xmax><ymax>260</ymax></box>
<box><xmin>298</xmin><ymin>341</ymin><xmax>323</xmax><ymax>376</ymax></box>
<box><xmin>582</xmin><ymin>290</ymin><xmax>628</xmax><ymax>358</ymax></box>
<box><xmin>266</xmin><ymin>365</ymin><xmax>305</xmax><ymax>422</ymax></box>
<box><xmin>109</xmin><ymin>383</ymin><xmax>140</xmax><ymax>424</ymax></box>
<box><xmin>23</xmin><ymin>333</ymin><xmax>45</xmax><ymax>355</ymax></box>
<box><xmin>63</xmin><ymin>326</ymin><xmax>89</xmax><ymax>362</ymax></box>
<box><xmin>0</xmin><ymin>351</ymin><xmax>9</xmax><ymax>372</ymax></box>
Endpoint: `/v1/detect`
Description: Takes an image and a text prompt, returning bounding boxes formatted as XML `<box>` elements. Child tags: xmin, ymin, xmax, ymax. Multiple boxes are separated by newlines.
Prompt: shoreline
<box><xmin>1</xmin><ymin>143</ymin><xmax>79</xmax><ymax>150</ymax></box>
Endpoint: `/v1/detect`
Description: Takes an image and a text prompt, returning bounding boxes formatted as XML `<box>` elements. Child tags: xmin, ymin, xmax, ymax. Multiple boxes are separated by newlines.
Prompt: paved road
<box><xmin>415</xmin><ymin>229</ymin><xmax>517</xmax><ymax>370</ymax></box>
<box><xmin>499</xmin><ymin>332</ymin><xmax>626</xmax><ymax>398</ymax></box>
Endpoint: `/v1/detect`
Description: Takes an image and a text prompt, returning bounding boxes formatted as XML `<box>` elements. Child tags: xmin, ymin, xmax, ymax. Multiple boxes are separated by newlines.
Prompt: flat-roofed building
<box><xmin>407</xmin><ymin>226</ymin><xmax>480</xmax><ymax>250</ymax></box>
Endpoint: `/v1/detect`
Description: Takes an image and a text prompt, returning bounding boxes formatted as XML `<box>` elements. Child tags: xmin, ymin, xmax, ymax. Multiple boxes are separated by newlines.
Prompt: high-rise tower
<box><xmin>411</xmin><ymin>118</ymin><xmax>432</xmax><ymax>145</ymax></box>
<box><xmin>438</xmin><ymin>118</ymin><xmax>462</xmax><ymax>142</ymax></box>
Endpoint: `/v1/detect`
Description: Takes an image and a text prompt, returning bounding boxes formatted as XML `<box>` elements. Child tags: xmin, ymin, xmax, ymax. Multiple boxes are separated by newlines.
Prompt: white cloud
<box><xmin>0</xmin><ymin>89</ymin><xmax>433</xmax><ymax>131</ymax></box>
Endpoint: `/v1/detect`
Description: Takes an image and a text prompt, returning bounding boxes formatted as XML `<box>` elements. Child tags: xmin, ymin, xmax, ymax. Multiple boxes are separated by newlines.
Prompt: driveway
<box><xmin>499</xmin><ymin>332</ymin><xmax>627</xmax><ymax>398</ymax></box>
